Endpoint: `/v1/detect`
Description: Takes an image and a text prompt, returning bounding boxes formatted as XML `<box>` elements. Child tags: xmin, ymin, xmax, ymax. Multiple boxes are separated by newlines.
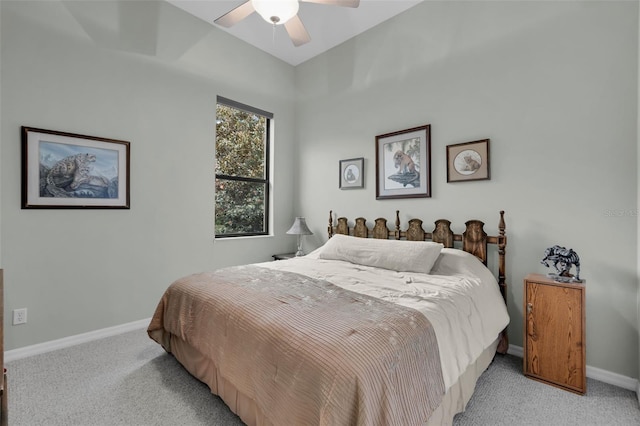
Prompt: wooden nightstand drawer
<box><xmin>523</xmin><ymin>273</ymin><xmax>586</xmax><ymax>394</ymax></box>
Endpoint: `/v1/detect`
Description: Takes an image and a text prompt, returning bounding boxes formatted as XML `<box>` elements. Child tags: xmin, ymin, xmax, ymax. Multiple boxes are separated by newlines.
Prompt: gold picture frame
<box><xmin>446</xmin><ymin>139</ymin><xmax>490</xmax><ymax>183</ymax></box>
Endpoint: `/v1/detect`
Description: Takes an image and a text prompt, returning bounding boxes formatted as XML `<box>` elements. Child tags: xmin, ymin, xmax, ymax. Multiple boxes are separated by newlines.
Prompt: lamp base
<box><xmin>295</xmin><ymin>235</ymin><xmax>304</xmax><ymax>256</ymax></box>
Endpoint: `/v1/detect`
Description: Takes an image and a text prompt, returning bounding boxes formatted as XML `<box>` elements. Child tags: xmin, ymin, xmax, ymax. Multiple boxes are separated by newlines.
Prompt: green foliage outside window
<box><xmin>215</xmin><ymin>103</ymin><xmax>269</xmax><ymax>237</ymax></box>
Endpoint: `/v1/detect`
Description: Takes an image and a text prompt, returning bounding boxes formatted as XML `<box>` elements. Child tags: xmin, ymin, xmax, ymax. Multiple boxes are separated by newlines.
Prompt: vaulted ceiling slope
<box><xmin>168</xmin><ymin>0</ymin><xmax>423</xmax><ymax>66</ymax></box>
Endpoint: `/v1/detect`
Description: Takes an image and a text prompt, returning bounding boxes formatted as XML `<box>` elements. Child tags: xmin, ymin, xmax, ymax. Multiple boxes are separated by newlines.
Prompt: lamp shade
<box><xmin>252</xmin><ymin>0</ymin><xmax>299</xmax><ymax>25</ymax></box>
<box><xmin>286</xmin><ymin>217</ymin><xmax>313</xmax><ymax>235</ymax></box>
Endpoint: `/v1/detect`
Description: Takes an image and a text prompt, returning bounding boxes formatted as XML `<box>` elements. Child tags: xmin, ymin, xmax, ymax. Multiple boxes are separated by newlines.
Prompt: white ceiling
<box><xmin>167</xmin><ymin>0</ymin><xmax>424</xmax><ymax>66</ymax></box>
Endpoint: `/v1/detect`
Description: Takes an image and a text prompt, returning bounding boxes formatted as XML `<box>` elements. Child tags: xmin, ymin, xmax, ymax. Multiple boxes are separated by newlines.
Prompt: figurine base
<box><xmin>547</xmin><ymin>273</ymin><xmax>583</xmax><ymax>284</ymax></box>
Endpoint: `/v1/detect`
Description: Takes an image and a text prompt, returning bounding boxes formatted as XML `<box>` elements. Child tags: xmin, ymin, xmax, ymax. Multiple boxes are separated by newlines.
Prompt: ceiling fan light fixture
<box><xmin>252</xmin><ymin>0</ymin><xmax>299</xmax><ymax>25</ymax></box>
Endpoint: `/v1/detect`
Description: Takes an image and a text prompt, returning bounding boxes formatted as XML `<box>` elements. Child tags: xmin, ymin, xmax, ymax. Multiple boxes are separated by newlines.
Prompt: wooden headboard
<box><xmin>328</xmin><ymin>210</ymin><xmax>508</xmax><ymax>353</ymax></box>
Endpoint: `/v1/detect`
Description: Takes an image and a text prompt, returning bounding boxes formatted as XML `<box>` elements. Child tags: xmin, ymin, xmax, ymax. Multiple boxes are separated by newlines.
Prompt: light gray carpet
<box><xmin>454</xmin><ymin>353</ymin><xmax>640</xmax><ymax>426</ymax></box>
<box><xmin>6</xmin><ymin>328</ymin><xmax>640</xmax><ymax>425</ymax></box>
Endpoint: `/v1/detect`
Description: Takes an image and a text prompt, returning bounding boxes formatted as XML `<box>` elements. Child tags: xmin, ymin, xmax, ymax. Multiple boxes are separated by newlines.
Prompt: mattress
<box><xmin>148</xmin><ymin>246</ymin><xmax>509</xmax><ymax>425</ymax></box>
<box><xmin>264</xmin><ymin>248</ymin><xmax>510</xmax><ymax>391</ymax></box>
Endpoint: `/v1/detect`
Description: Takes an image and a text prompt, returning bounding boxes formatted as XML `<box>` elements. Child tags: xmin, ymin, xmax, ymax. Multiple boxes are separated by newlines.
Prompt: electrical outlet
<box><xmin>13</xmin><ymin>308</ymin><xmax>27</xmax><ymax>325</ymax></box>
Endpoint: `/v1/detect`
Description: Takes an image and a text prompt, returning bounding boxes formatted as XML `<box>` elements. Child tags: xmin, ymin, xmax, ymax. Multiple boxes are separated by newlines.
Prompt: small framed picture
<box><xmin>446</xmin><ymin>139</ymin><xmax>490</xmax><ymax>183</ymax></box>
<box><xmin>22</xmin><ymin>126</ymin><xmax>131</xmax><ymax>209</ymax></box>
<box><xmin>339</xmin><ymin>157</ymin><xmax>364</xmax><ymax>189</ymax></box>
<box><xmin>375</xmin><ymin>125</ymin><xmax>431</xmax><ymax>199</ymax></box>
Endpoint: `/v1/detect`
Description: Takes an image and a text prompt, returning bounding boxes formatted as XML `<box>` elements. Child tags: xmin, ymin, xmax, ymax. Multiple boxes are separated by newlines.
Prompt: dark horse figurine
<box><xmin>541</xmin><ymin>245</ymin><xmax>581</xmax><ymax>282</ymax></box>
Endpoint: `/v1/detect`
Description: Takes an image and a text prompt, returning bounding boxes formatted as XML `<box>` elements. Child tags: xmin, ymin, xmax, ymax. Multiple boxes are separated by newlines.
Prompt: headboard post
<box><xmin>328</xmin><ymin>210</ymin><xmax>334</xmax><ymax>238</ymax></box>
<box><xmin>497</xmin><ymin>210</ymin><xmax>508</xmax><ymax>353</ymax></box>
<box><xmin>395</xmin><ymin>210</ymin><xmax>401</xmax><ymax>240</ymax></box>
<box><xmin>498</xmin><ymin>210</ymin><xmax>507</xmax><ymax>301</ymax></box>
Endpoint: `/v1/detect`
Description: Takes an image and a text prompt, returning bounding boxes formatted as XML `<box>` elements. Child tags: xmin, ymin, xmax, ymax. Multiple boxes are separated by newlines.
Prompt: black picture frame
<box><xmin>22</xmin><ymin>126</ymin><xmax>131</xmax><ymax>209</ymax></box>
<box><xmin>375</xmin><ymin>125</ymin><xmax>431</xmax><ymax>199</ymax></box>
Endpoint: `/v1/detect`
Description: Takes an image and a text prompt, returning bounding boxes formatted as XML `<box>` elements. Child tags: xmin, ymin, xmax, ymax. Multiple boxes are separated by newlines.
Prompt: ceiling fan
<box><xmin>214</xmin><ymin>0</ymin><xmax>360</xmax><ymax>47</ymax></box>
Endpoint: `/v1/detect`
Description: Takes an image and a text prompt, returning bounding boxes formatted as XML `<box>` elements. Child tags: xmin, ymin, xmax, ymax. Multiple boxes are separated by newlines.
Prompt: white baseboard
<box><xmin>507</xmin><ymin>344</ymin><xmax>523</xmax><ymax>358</ymax></box>
<box><xmin>5</xmin><ymin>318</ymin><xmax>150</xmax><ymax>363</ymax></box>
<box><xmin>508</xmin><ymin>344</ymin><xmax>639</xmax><ymax>392</ymax></box>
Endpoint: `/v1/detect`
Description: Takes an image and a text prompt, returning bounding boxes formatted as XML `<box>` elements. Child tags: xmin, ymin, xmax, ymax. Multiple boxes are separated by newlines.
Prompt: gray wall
<box><xmin>0</xmin><ymin>1</ymin><xmax>2</xmax><ymax>266</ymax></box>
<box><xmin>295</xmin><ymin>1</ymin><xmax>639</xmax><ymax>379</ymax></box>
<box><xmin>0</xmin><ymin>1</ymin><xmax>296</xmax><ymax>350</ymax></box>
<box><xmin>1</xmin><ymin>0</ymin><xmax>639</xmax><ymax>383</ymax></box>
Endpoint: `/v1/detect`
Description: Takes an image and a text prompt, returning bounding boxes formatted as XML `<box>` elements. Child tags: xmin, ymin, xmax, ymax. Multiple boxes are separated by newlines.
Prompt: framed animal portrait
<box><xmin>446</xmin><ymin>139</ymin><xmax>490</xmax><ymax>183</ymax></box>
<box><xmin>22</xmin><ymin>126</ymin><xmax>130</xmax><ymax>209</ymax></box>
<box><xmin>339</xmin><ymin>157</ymin><xmax>364</xmax><ymax>189</ymax></box>
<box><xmin>375</xmin><ymin>125</ymin><xmax>431</xmax><ymax>200</ymax></box>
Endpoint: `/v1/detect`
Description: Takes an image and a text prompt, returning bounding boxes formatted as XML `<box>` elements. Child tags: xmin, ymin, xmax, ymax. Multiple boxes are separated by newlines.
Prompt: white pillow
<box><xmin>318</xmin><ymin>234</ymin><xmax>443</xmax><ymax>274</ymax></box>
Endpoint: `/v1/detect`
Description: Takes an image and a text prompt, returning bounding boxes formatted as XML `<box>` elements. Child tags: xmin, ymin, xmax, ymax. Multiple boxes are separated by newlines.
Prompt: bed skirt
<box><xmin>159</xmin><ymin>332</ymin><xmax>499</xmax><ymax>426</ymax></box>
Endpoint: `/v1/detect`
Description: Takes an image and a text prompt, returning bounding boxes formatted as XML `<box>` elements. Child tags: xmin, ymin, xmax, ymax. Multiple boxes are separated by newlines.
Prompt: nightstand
<box><xmin>272</xmin><ymin>253</ymin><xmax>296</xmax><ymax>261</ymax></box>
<box><xmin>523</xmin><ymin>273</ymin><xmax>586</xmax><ymax>394</ymax></box>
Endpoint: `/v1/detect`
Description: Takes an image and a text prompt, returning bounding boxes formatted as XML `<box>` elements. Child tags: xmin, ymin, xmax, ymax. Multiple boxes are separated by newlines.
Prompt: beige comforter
<box><xmin>148</xmin><ymin>265</ymin><xmax>445</xmax><ymax>426</ymax></box>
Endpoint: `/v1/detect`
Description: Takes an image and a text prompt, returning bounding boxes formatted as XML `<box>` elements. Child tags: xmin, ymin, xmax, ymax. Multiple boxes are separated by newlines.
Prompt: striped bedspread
<box><xmin>148</xmin><ymin>264</ymin><xmax>445</xmax><ymax>425</ymax></box>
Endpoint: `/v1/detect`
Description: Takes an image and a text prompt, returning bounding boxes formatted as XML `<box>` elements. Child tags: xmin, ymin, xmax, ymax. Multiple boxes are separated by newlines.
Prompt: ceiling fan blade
<box><xmin>284</xmin><ymin>15</ymin><xmax>311</xmax><ymax>47</ymax></box>
<box><xmin>300</xmin><ymin>0</ymin><xmax>360</xmax><ymax>7</ymax></box>
<box><xmin>214</xmin><ymin>1</ymin><xmax>255</xmax><ymax>28</ymax></box>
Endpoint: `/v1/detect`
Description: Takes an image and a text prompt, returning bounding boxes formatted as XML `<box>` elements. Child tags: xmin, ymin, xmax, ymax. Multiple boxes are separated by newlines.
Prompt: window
<box><xmin>215</xmin><ymin>96</ymin><xmax>271</xmax><ymax>238</ymax></box>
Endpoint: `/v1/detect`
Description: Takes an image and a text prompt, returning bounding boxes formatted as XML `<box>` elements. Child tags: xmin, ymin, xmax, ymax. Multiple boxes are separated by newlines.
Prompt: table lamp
<box><xmin>286</xmin><ymin>217</ymin><xmax>313</xmax><ymax>256</ymax></box>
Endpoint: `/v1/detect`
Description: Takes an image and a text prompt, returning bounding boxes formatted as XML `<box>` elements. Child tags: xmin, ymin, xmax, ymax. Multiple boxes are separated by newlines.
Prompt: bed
<box><xmin>148</xmin><ymin>210</ymin><xmax>510</xmax><ymax>426</ymax></box>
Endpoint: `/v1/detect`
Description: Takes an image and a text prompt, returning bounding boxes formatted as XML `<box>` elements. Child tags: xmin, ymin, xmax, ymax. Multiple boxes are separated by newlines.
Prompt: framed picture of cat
<box><xmin>21</xmin><ymin>126</ymin><xmax>130</xmax><ymax>209</ymax></box>
<box><xmin>446</xmin><ymin>139</ymin><xmax>490</xmax><ymax>183</ymax></box>
<box><xmin>375</xmin><ymin>125</ymin><xmax>431</xmax><ymax>200</ymax></box>
<box><xmin>339</xmin><ymin>157</ymin><xmax>364</xmax><ymax>189</ymax></box>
